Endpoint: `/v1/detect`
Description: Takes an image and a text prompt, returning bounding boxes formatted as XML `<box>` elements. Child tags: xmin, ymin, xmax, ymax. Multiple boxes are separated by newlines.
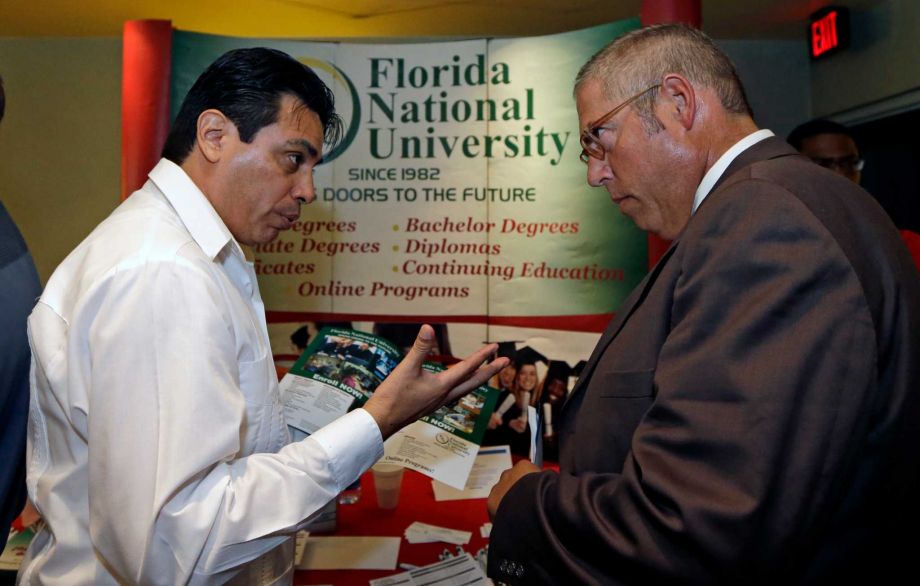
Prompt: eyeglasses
<box><xmin>810</xmin><ymin>156</ymin><xmax>865</xmax><ymax>173</ymax></box>
<box><xmin>579</xmin><ymin>84</ymin><xmax>661</xmax><ymax>164</ymax></box>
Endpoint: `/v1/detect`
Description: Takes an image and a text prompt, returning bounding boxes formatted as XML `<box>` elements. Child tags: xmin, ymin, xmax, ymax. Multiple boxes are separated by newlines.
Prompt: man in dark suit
<box><xmin>0</xmin><ymin>73</ymin><xmax>42</xmax><ymax>552</ymax></box>
<box><xmin>487</xmin><ymin>24</ymin><xmax>920</xmax><ymax>584</ymax></box>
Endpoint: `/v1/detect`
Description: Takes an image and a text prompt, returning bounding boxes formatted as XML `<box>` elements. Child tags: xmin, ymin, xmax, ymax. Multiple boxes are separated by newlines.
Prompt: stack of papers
<box><xmin>404</xmin><ymin>522</ymin><xmax>471</xmax><ymax>545</ymax></box>
<box><xmin>369</xmin><ymin>553</ymin><xmax>487</xmax><ymax>586</ymax></box>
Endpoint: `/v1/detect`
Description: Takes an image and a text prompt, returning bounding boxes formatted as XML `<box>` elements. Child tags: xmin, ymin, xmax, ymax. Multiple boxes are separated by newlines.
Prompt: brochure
<box><xmin>281</xmin><ymin>327</ymin><xmax>499</xmax><ymax>489</ymax></box>
<box><xmin>0</xmin><ymin>526</ymin><xmax>36</xmax><ymax>572</ymax></box>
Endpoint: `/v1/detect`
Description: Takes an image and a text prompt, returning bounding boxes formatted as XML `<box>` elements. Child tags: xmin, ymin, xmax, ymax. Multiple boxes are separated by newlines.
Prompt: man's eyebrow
<box><xmin>286</xmin><ymin>138</ymin><xmax>320</xmax><ymax>161</ymax></box>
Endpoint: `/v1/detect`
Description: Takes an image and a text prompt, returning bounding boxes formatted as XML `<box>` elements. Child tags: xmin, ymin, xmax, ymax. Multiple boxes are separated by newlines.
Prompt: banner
<box><xmin>170</xmin><ymin>20</ymin><xmax>646</xmax><ymax>456</ymax></box>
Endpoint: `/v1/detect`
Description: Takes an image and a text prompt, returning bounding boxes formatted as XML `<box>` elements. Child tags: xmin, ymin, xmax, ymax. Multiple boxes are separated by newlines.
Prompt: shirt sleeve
<box><xmin>83</xmin><ymin>255</ymin><xmax>383</xmax><ymax>584</ymax></box>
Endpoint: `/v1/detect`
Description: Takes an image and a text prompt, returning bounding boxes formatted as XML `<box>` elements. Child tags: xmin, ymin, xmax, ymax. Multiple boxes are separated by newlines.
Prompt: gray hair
<box><xmin>575</xmin><ymin>23</ymin><xmax>752</xmax><ymax>129</ymax></box>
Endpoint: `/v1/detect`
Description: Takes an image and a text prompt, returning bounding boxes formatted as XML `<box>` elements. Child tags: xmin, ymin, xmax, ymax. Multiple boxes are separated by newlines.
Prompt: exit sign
<box><xmin>810</xmin><ymin>6</ymin><xmax>850</xmax><ymax>59</ymax></box>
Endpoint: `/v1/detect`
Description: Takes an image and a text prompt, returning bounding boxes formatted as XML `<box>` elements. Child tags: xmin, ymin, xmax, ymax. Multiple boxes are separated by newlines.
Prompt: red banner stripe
<box><xmin>264</xmin><ymin>311</ymin><xmax>613</xmax><ymax>333</ymax></box>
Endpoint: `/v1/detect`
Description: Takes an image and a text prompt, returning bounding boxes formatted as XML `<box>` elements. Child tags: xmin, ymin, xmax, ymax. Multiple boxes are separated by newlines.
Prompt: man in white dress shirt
<box><xmin>20</xmin><ymin>47</ymin><xmax>504</xmax><ymax>585</ymax></box>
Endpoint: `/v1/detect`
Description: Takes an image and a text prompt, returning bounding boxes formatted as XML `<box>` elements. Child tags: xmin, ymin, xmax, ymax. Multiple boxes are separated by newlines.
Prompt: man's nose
<box><xmin>292</xmin><ymin>169</ymin><xmax>316</xmax><ymax>205</ymax></box>
<box><xmin>586</xmin><ymin>156</ymin><xmax>612</xmax><ymax>187</ymax></box>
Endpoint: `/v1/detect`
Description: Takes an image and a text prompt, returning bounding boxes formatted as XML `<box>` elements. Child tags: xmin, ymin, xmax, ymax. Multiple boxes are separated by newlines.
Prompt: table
<box><xmin>294</xmin><ymin>468</ymin><xmax>492</xmax><ymax>585</ymax></box>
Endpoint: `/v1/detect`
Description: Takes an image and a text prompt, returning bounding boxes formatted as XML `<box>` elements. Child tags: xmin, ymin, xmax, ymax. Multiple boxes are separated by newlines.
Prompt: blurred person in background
<box><xmin>0</xmin><ymin>72</ymin><xmax>42</xmax><ymax>552</ymax></box>
<box><xmin>789</xmin><ymin>118</ymin><xmax>920</xmax><ymax>269</ymax></box>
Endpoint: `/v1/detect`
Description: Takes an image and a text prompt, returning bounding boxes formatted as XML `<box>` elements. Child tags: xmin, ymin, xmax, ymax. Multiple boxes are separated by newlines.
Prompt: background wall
<box><xmin>720</xmin><ymin>39</ymin><xmax>812</xmax><ymax>137</ymax></box>
<box><xmin>811</xmin><ymin>0</ymin><xmax>920</xmax><ymax>120</ymax></box>
<box><xmin>0</xmin><ymin>37</ymin><xmax>121</xmax><ymax>283</ymax></box>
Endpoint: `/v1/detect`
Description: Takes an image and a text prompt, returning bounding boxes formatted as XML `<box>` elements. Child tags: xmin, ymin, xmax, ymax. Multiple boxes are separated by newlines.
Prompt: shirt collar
<box><xmin>148</xmin><ymin>158</ymin><xmax>238</xmax><ymax>261</ymax></box>
<box><xmin>692</xmin><ymin>129</ymin><xmax>775</xmax><ymax>213</ymax></box>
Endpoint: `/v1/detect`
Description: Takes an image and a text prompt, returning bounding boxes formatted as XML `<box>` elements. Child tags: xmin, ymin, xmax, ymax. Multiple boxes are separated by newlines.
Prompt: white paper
<box><xmin>404</xmin><ymin>521</ymin><xmax>471</xmax><ymax>545</ymax></box>
<box><xmin>480</xmin><ymin>523</ymin><xmax>492</xmax><ymax>538</ymax></box>
<box><xmin>432</xmin><ymin>445</ymin><xmax>513</xmax><ymax>501</ymax></box>
<box><xmin>381</xmin><ymin>420</ymin><xmax>479</xmax><ymax>490</ymax></box>
<box><xmin>528</xmin><ymin>405</ymin><xmax>541</xmax><ymax>465</ymax></box>
<box><xmin>281</xmin><ymin>373</ymin><xmax>355</xmax><ymax>435</ymax></box>
<box><xmin>369</xmin><ymin>553</ymin><xmax>486</xmax><ymax>586</ymax></box>
<box><xmin>296</xmin><ymin>536</ymin><xmax>400</xmax><ymax>570</ymax></box>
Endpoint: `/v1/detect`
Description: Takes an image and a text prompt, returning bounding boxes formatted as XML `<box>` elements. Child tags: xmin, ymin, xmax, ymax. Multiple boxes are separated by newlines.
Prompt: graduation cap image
<box><xmin>290</xmin><ymin>325</ymin><xmax>310</xmax><ymax>351</ymax></box>
<box><xmin>483</xmin><ymin>340</ymin><xmax>523</xmax><ymax>362</ymax></box>
<box><xmin>494</xmin><ymin>341</ymin><xmax>521</xmax><ymax>361</ymax></box>
<box><xmin>544</xmin><ymin>360</ymin><xmax>573</xmax><ymax>384</ymax></box>
<box><xmin>572</xmin><ymin>360</ymin><xmax>588</xmax><ymax>378</ymax></box>
<box><xmin>514</xmin><ymin>346</ymin><xmax>548</xmax><ymax>367</ymax></box>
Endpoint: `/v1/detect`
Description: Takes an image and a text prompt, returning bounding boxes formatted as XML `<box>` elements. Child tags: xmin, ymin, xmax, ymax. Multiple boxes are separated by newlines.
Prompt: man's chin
<box><xmin>616</xmin><ymin>198</ymin><xmax>642</xmax><ymax>223</ymax></box>
<box><xmin>249</xmin><ymin>228</ymin><xmax>282</xmax><ymax>246</ymax></box>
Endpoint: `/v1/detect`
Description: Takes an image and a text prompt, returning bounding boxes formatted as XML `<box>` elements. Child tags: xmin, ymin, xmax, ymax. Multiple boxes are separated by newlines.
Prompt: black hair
<box><xmin>162</xmin><ymin>47</ymin><xmax>343</xmax><ymax>164</ymax></box>
<box><xmin>787</xmin><ymin>119</ymin><xmax>854</xmax><ymax>150</ymax></box>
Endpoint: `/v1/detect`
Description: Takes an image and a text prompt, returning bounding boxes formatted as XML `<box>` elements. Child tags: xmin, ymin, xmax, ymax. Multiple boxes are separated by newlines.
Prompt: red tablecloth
<box><xmin>294</xmin><ymin>468</ymin><xmax>492</xmax><ymax>585</ymax></box>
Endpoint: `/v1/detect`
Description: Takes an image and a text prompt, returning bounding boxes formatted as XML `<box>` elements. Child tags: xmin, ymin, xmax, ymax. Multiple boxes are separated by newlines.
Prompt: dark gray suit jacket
<box><xmin>0</xmin><ymin>201</ymin><xmax>41</xmax><ymax>552</ymax></box>
<box><xmin>488</xmin><ymin>138</ymin><xmax>920</xmax><ymax>584</ymax></box>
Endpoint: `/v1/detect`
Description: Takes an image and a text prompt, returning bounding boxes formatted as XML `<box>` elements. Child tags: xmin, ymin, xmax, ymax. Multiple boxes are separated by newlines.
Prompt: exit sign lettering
<box><xmin>810</xmin><ymin>6</ymin><xmax>850</xmax><ymax>59</ymax></box>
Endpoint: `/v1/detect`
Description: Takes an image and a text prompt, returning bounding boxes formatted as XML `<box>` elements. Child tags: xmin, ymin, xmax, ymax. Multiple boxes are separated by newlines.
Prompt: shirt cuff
<box><xmin>305</xmin><ymin>408</ymin><xmax>384</xmax><ymax>491</ymax></box>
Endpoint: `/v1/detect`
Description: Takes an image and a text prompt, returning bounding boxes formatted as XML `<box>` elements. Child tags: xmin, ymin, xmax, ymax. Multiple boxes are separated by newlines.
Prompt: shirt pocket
<box><xmin>238</xmin><ymin>352</ymin><xmax>289</xmax><ymax>455</ymax></box>
<box><xmin>596</xmin><ymin>368</ymin><xmax>656</xmax><ymax>398</ymax></box>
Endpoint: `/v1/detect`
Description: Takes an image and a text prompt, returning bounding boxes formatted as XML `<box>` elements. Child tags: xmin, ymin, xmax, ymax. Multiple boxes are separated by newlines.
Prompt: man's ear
<box><xmin>195</xmin><ymin>109</ymin><xmax>231</xmax><ymax>163</ymax></box>
<box><xmin>660</xmin><ymin>74</ymin><xmax>697</xmax><ymax>131</ymax></box>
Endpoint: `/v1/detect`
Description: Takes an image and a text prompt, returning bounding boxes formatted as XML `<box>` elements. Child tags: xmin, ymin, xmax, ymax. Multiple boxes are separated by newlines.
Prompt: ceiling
<box><xmin>0</xmin><ymin>0</ymin><xmax>886</xmax><ymax>39</ymax></box>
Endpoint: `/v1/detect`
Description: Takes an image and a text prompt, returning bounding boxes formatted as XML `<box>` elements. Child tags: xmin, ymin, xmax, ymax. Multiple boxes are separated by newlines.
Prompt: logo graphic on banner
<box><xmin>299</xmin><ymin>58</ymin><xmax>362</xmax><ymax>164</ymax></box>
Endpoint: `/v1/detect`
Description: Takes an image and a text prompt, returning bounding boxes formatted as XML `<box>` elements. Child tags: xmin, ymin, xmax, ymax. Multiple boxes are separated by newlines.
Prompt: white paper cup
<box><xmin>371</xmin><ymin>463</ymin><xmax>404</xmax><ymax>509</ymax></box>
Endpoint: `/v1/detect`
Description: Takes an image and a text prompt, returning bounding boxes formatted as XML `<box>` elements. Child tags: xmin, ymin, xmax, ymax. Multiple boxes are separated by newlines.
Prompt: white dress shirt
<box><xmin>692</xmin><ymin>129</ymin><xmax>775</xmax><ymax>213</ymax></box>
<box><xmin>20</xmin><ymin>159</ymin><xmax>384</xmax><ymax>585</ymax></box>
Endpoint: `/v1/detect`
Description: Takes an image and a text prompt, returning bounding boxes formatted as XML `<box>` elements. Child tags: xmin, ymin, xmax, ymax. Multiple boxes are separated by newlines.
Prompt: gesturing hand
<box><xmin>363</xmin><ymin>325</ymin><xmax>509</xmax><ymax>440</ymax></box>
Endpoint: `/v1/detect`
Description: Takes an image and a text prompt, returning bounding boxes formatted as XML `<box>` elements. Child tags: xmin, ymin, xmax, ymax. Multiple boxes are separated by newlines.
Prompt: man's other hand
<box><xmin>363</xmin><ymin>325</ymin><xmax>508</xmax><ymax>440</ymax></box>
<box><xmin>488</xmin><ymin>459</ymin><xmax>541</xmax><ymax>519</ymax></box>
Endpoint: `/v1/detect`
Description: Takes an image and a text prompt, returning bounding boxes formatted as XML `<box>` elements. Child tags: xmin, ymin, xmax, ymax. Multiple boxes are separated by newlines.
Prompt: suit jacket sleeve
<box><xmin>489</xmin><ymin>179</ymin><xmax>881</xmax><ymax>584</ymax></box>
